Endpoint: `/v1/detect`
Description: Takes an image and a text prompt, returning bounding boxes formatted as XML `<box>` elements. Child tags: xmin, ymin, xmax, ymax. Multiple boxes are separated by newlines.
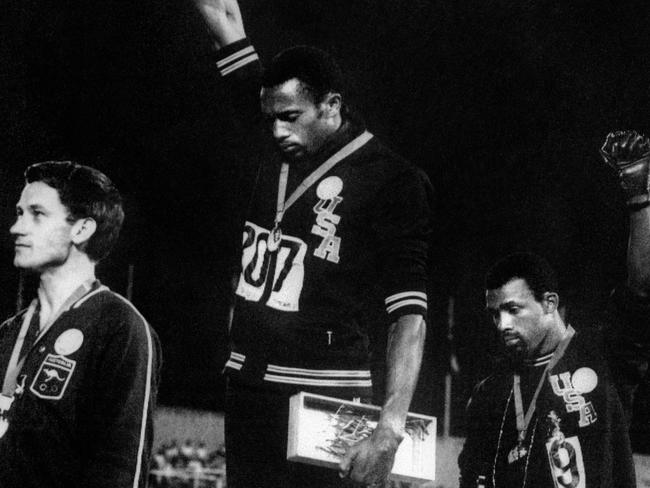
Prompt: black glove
<box><xmin>600</xmin><ymin>130</ymin><xmax>650</xmax><ymax>208</ymax></box>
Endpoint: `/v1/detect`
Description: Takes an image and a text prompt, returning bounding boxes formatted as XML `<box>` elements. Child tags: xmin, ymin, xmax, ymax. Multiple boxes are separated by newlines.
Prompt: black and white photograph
<box><xmin>0</xmin><ymin>1</ymin><xmax>649</xmax><ymax>487</ymax></box>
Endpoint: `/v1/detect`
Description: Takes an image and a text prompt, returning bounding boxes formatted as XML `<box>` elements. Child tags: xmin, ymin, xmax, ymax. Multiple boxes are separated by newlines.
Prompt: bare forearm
<box><xmin>194</xmin><ymin>0</ymin><xmax>247</xmax><ymax>49</ymax></box>
<box><xmin>627</xmin><ymin>205</ymin><xmax>650</xmax><ymax>297</ymax></box>
<box><xmin>377</xmin><ymin>314</ymin><xmax>426</xmax><ymax>437</ymax></box>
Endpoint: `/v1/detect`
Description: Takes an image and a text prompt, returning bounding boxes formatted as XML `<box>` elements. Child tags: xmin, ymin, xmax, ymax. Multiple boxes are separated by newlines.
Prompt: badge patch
<box><xmin>549</xmin><ymin>370</ymin><xmax>598</xmax><ymax>427</ymax></box>
<box><xmin>54</xmin><ymin>329</ymin><xmax>84</xmax><ymax>356</ymax></box>
<box><xmin>316</xmin><ymin>176</ymin><xmax>343</xmax><ymax>200</ymax></box>
<box><xmin>312</xmin><ymin>177</ymin><xmax>344</xmax><ymax>264</ymax></box>
<box><xmin>571</xmin><ymin>367</ymin><xmax>597</xmax><ymax>394</ymax></box>
<box><xmin>30</xmin><ymin>354</ymin><xmax>76</xmax><ymax>400</ymax></box>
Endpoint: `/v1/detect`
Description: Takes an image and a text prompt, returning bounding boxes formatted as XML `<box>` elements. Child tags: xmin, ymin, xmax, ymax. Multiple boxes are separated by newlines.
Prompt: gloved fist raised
<box><xmin>600</xmin><ymin>130</ymin><xmax>650</xmax><ymax>208</ymax></box>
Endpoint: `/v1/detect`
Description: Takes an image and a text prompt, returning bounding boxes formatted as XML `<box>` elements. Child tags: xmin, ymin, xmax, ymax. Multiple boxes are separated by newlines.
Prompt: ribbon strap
<box><xmin>274</xmin><ymin>130</ymin><xmax>373</xmax><ymax>227</ymax></box>
<box><xmin>1</xmin><ymin>280</ymin><xmax>99</xmax><ymax>397</ymax></box>
<box><xmin>513</xmin><ymin>325</ymin><xmax>576</xmax><ymax>443</ymax></box>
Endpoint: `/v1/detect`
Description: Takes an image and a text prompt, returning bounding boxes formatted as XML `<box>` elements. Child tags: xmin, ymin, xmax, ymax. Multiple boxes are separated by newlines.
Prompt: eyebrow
<box><xmin>16</xmin><ymin>203</ymin><xmax>46</xmax><ymax>212</ymax></box>
<box><xmin>486</xmin><ymin>300</ymin><xmax>519</xmax><ymax>311</ymax></box>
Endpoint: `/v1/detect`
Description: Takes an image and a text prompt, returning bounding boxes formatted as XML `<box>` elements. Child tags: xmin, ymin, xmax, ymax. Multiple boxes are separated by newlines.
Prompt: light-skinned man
<box><xmin>0</xmin><ymin>161</ymin><xmax>161</xmax><ymax>488</ymax></box>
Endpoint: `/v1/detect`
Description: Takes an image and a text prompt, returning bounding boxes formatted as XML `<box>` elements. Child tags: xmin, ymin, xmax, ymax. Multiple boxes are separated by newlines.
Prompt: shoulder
<box><xmin>74</xmin><ymin>288</ymin><xmax>158</xmax><ymax>344</ymax></box>
<box><xmin>351</xmin><ymin>135</ymin><xmax>433</xmax><ymax>192</ymax></box>
<box><xmin>567</xmin><ymin>326</ymin><xmax>607</xmax><ymax>362</ymax></box>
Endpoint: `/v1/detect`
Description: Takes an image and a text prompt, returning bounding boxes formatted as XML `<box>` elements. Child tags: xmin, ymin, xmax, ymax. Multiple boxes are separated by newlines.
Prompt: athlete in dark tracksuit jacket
<box><xmin>459</xmin><ymin>130</ymin><xmax>650</xmax><ymax>488</ymax></box>
<box><xmin>0</xmin><ymin>282</ymin><xmax>161</xmax><ymax>488</ymax></box>
<box><xmin>211</xmin><ymin>37</ymin><xmax>434</xmax><ymax>488</ymax></box>
<box><xmin>458</xmin><ymin>290</ymin><xmax>645</xmax><ymax>488</ymax></box>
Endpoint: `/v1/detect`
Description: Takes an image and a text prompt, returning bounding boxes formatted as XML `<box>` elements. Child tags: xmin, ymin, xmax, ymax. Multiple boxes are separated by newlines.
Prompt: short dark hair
<box><xmin>262</xmin><ymin>45</ymin><xmax>347</xmax><ymax>107</ymax></box>
<box><xmin>485</xmin><ymin>252</ymin><xmax>559</xmax><ymax>301</ymax></box>
<box><xmin>25</xmin><ymin>161</ymin><xmax>124</xmax><ymax>262</ymax></box>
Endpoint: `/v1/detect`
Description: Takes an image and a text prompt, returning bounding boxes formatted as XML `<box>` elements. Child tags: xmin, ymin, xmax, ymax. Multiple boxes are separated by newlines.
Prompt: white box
<box><xmin>287</xmin><ymin>392</ymin><xmax>436</xmax><ymax>484</ymax></box>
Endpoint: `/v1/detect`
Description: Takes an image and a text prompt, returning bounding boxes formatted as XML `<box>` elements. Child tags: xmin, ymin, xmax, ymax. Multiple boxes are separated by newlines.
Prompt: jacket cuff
<box><xmin>214</xmin><ymin>38</ymin><xmax>259</xmax><ymax>77</ymax></box>
<box><xmin>385</xmin><ymin>291</ymin><xmax>427</xmax><ymax>320</ymax></box>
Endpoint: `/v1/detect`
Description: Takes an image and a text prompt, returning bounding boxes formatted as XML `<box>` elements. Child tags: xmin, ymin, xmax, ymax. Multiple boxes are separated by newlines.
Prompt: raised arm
<box><xmin>194</xmin><ymin>0</ymin><xmax>246</xmax><ymax>49</ymax></box>
<box><xmin>601</xmin><ymin>130</ymin><xmax>650</xmax><ymax>297</ymax></box>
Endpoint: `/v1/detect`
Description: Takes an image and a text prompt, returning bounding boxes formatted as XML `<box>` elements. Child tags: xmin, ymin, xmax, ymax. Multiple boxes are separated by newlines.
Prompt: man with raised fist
<box><xmin>193</xmin><ymin>1</ymin><xmax>434</xmax><ymax>487</ymax></box>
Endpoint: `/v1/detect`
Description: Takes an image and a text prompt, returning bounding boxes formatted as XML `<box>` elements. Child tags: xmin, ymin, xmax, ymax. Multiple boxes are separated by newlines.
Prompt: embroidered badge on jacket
<box><xmin>549</xmin><ymin>368</ymin><xmax>598</xmax><ymax>427</ymax></box>
<box><xmin>311</xmin><ymin>176</ymin><xmax>343</xmax><ymax>263</ymax></box>
<box><xmin>30</xmin><ymin>354</ymin><xmax>76</xmax><ymax>400</ymax></box>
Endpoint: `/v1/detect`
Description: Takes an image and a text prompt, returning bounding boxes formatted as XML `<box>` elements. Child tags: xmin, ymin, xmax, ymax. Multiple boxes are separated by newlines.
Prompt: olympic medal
<box><xmin>267</xmin><ymin>226</ymin><xmax>282</xmax><ymax>252</ymax></box>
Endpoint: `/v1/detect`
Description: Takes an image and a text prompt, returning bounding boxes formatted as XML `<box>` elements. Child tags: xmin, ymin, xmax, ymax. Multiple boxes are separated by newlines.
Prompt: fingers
<box><xmin>338</xmin><ymin>448</ymin><xmax>355</xmax><ymax>478</ymax></box>
<box><xmin>601</xmin><ymin>130</ymin><xmax>650</xmax><ymax>166</ymax></box>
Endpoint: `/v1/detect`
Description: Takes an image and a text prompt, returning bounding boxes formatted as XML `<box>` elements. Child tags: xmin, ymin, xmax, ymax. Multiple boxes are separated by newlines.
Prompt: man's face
<box><xmin>485</xmin><ymin>278</ymin><xmax>553</xmax><ymax>358</ymax></box>
<box><xmin>260</xmin><ymin>78</ymin><xmax>335</xmax><ymax>162</ymax></box>
<box><xmin>10</xmin><ymin>181</ymin><xmax>75</xmax><ymax>272</ymax></box>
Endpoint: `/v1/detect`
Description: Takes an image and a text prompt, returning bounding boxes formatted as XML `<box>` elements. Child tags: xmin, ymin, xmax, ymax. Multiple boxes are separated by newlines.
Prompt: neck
<box><xmin>38</xmin><ymin>256</ymin><xmax>96</xmax><ymax>313</ymax></box>
<box><xmin>533</xmin><ymin>315</ymin><xmax>567</xmax><ymax>358</ymax></box>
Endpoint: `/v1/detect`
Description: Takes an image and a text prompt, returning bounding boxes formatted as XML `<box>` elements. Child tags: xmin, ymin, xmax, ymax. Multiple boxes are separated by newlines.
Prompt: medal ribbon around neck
<box><xmin>1</xmin><ymin>279</ymin><xmax>98</xmax><ymax>398</ymax></box>
<box><xmin>512</xmin><ymin>325</ymin><xmax>576</xmax><ymax>447</ymax></box>
<box><xmin>268</xmin><ymin>131</ymin><xmax>373</xmax><ymax>251</ymax></box>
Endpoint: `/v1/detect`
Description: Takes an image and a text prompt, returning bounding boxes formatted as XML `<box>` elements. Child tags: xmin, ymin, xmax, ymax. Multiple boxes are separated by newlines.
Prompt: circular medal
<box><xmin>0</xmin><ymin>394</ymin><xmax>14</xmax><ymax>439</ymax></box>
<box><xmin>267</xmin><ymin>226</ymin><xmax>282</xmax><ymax>252</ymax></box>
<box><xmin>0</xmin><ymin>418</ymin><xmax>8</xmax><ymax>439</ymax></box>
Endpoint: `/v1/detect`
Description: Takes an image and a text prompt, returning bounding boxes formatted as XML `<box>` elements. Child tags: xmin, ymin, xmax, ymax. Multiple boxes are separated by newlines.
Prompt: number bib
<box><xmin>236</xmin><ymin>222</ymin><xmax>307</xmax><ymax>311</ymax></box>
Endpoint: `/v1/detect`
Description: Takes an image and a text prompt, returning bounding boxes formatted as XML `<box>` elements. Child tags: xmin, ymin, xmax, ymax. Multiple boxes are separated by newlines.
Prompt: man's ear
<box><xmin>320</xmin><ymin>92</ymin><xmax>342</xmax><ymax>119</ymax></box>
<box><xmin>542</xmin><ymin>292</ymin><xmax>559</xmax><ymax>314</ymax></box>
<box><xmin>71</xmin><ymin>218</ymin><xmax>97</xmax><ymax>246</ymax></box>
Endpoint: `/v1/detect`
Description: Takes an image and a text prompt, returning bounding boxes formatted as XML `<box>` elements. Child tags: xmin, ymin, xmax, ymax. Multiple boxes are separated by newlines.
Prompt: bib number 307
<box><xmin>236</xmin><ymin>221</ymin><xmax>306</xmax><ymax>311</ymax></box>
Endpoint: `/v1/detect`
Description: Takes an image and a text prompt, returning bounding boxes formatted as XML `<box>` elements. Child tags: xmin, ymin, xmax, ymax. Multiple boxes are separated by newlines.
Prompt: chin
<box><xmin>504</xmin><ymin>344</ymin><xmax>528</xmax><ymax>363</ymax></box>
<box><xmin>14</xmin><ymin>261</ymin><xmax>37</xmax><ymax>273</ymax></box>
<box><xmin>284</xmin><ymin>151</ymin><xmax>306</xmax><ymax>162</ymax></box>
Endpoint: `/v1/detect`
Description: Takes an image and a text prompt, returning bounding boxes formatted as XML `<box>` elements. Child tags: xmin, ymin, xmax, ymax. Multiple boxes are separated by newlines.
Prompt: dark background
<box><xmin>1</xmin><ymin>0</ymin><xmax>648</xmax><ymax>432</ymax></box>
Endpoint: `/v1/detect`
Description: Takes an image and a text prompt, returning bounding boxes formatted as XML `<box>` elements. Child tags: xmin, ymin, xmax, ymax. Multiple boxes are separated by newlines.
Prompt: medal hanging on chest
<box><xmin>493</xmin><ymin>327</ymin><xmax>576</xmax><ymax>488</ymax></box>
<box><xmin>508</xmin><ymin>431</ymin><xmax>529</xmax><ymax>464</ymax></box>
<box><xmin>268</xmin><ymin>131</ymin><xmax>374</xmax><ymax>254</ymax></box>
<box><xmin>0</xmin><ymin>394</ymin><xmax>13</xmax><ymax>438</ymax></box>
<box><xmin>267</xmin><ymin>223</ymin><xmax>282</xmax><ymax>253</ymax></box>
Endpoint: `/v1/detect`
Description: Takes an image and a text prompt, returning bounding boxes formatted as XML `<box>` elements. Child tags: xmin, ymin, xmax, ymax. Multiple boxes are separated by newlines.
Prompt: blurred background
<box><xmin>1</xmin><ymin>1</ymin><xmax>649</xmax><ymax>473</ymax></box>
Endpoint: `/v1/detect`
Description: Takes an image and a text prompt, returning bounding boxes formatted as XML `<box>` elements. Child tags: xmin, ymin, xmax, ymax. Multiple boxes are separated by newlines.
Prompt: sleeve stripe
<box><xmin>385</xmin><ymin>291</ymin><xmax>427</xmax><ymax>305</ymax></box>
<box><xmin>113</xmin><ymin>293</ymin><xmax>154</xmax><ymax>488</ymax></box>
<box><xmin>219</xmin><ymin>53</ymin><xmax>260</xmax><ymax>76</ymax></box>
<box><xmin>386</xmin><ymin>298</ymin><xmax>428</xmax><ymax>314</ymax></box>
<box><xmin>225</xmin><ymin>359</ymin><xmax>243</xmax><ymax>371</ymax></box>
<box><xmin>263</xmin><ymin>374</ymin><xmax>372</xmax><ymax>388</ymax></box>
<box><xmin>230</xmin><ymin>351</ymin><xmax>245</xmax><ymax>362</ymax></box>
<box><xmin>216</xmin><ymin>45</ymin><xmax>256</xmax><ymax>68</ymax></box>
<box><xmin>267</xmin><ymin>364</ymin><xmax>371</xmax><ymax>378</ymax></box>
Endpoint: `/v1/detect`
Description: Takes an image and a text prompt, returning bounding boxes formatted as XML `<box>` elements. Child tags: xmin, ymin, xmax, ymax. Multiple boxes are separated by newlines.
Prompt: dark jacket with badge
<box><xmin>0</xmin><ymin>284</ymin><xmax>161</xmax><ymax>488</ymax></box>
<box><xmin>458</xmin><ymin>287</ymin><xmax>649</xmax><ymax>488</ymax></box>
<box><xmin>215</xmin><ymin>39</ymin><xmax>434</xmax><ymax>398</ymax></box>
